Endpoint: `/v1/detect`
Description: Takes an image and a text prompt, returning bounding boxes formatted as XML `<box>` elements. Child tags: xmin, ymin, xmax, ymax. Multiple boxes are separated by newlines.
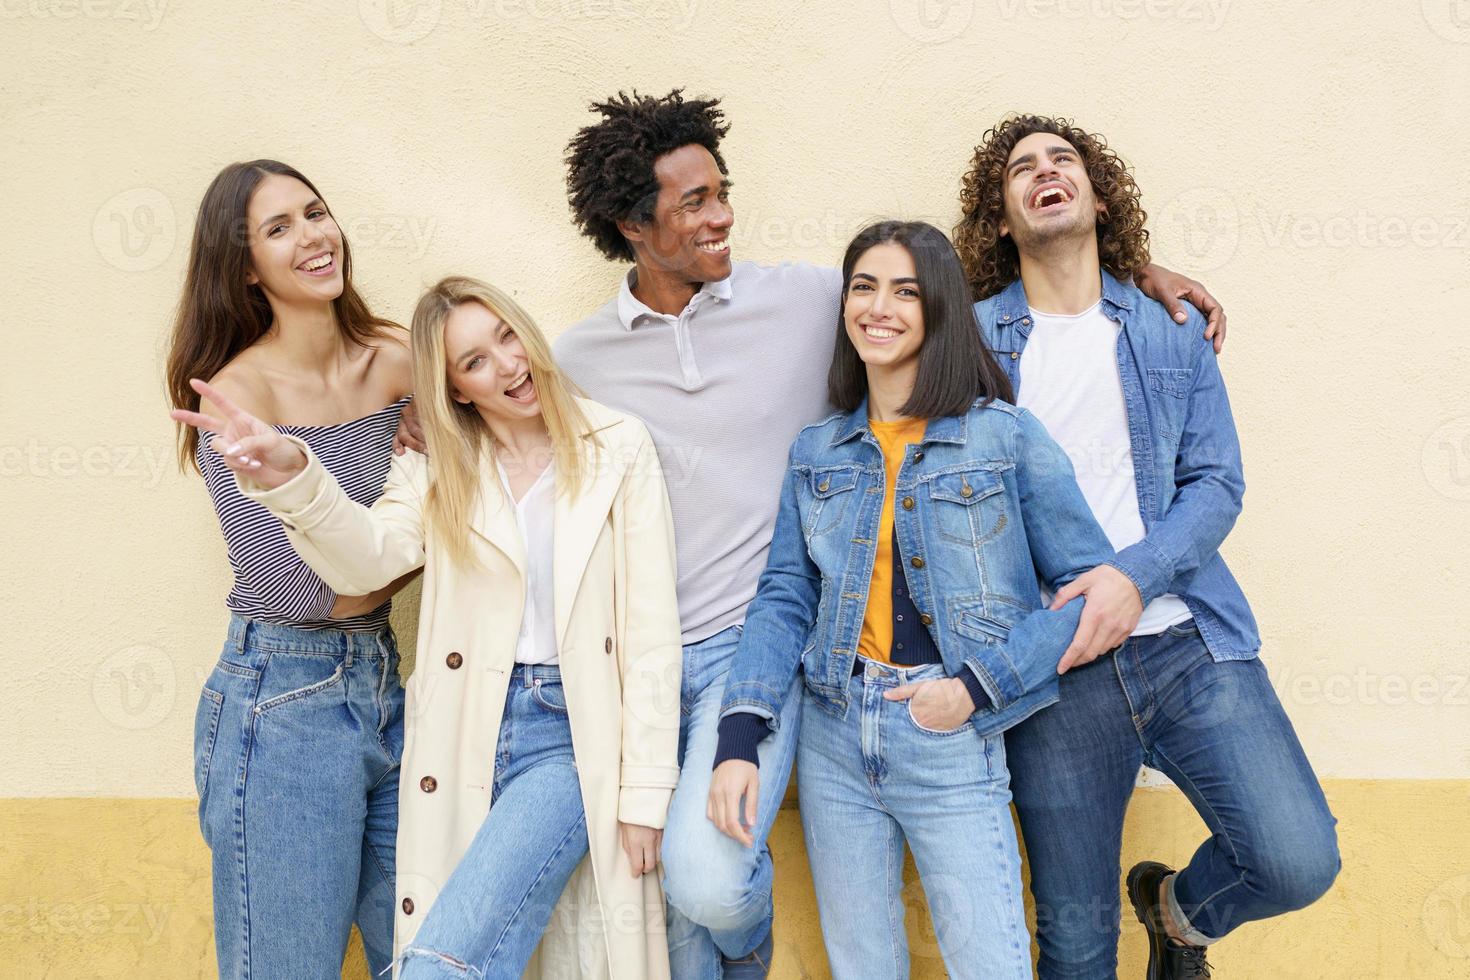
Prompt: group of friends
<box><xmin>166</xmin><ymin>90</ymin><xmax>1341</xmax><ymax>980</ymax></box>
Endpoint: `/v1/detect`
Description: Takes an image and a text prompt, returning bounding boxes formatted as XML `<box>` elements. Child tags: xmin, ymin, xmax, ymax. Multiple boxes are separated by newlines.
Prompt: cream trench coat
<box><xmin>239</xmin><ymin>398</ymin><xmax>681</xmax><ymax>980</ymax></box>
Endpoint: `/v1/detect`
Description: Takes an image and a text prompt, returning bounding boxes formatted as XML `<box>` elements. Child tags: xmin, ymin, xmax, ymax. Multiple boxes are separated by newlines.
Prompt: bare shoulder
<box><xmin>366</xmin><ymin>325</ymin><xmax>414</xmax><ymax>398</ymax></box>
<box><xmin>204</xmin><ymin>358</ymin><xmax>279</xmax><ymax>423</ymax></box>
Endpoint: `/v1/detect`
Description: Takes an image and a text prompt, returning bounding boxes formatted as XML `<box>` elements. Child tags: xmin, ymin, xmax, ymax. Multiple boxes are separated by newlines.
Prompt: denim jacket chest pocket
<box><xmin>925</xmin><ymin>468</ymin><xmax>1008</xmax><ymax>548</ymax></box>
<box><xmin>798</xmin><ymin>464</ymin><xmax>862</xmax><ymax>538</ymax></box>
<box><xmin>1147</xmin><ymin>367</ymin><xmax>1194</xmax><ymax>440</ymax></box>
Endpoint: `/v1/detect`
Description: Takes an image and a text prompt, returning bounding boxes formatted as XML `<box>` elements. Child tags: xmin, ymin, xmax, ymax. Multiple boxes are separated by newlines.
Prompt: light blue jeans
<box><xmin>399</xmin><ymin>664</ymin><xmax>588</xmax><ymax>979</ymax></box>
<box><xmin>195</xmin><ymin>616</ymin><xmax>404</xmax><ymax>979</ymax></box>
<box><xmin>797</xmin><ymin>659</ymin><xmax>1031</xmax><ymax>980</ymax></box>
<box><xmin>660</xmin><ymin>624</ymin><xmax>803</xmax><ymax>978</ymax></box>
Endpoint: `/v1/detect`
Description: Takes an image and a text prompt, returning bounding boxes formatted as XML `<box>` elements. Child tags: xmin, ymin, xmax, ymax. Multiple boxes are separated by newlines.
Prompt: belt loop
<box><xmin>235</xmin><ymin>620</ymin><xmax>250</xmax><ymax>656</ymax></box>
<box><xmin>343</xmin><ymin>634</ymin><xmax>354</xmax><ymax>669</ymax></box>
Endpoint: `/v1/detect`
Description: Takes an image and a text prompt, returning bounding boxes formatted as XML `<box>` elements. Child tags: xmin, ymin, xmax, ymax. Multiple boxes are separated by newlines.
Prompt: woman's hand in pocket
<box><xmin>619</xmin><ymin>822</ymin><xmax>663</xmax><ymax>878</ymax></box>
<box><xmin>885</xmin><ymin>677</ymin><xmax>974</xmax><ymax>731</ymax></box>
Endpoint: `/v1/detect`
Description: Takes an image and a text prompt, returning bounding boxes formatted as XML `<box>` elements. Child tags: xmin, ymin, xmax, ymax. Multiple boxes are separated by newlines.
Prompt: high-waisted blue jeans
<box><xmin>195</xmin><ymin>615</ymin><xmax>405</xmax><ymax>979</ymax></box>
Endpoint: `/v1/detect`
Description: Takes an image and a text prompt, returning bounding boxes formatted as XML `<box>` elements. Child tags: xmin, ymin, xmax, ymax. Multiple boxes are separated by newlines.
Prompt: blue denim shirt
<box><xmin>719</xmin><ymin>397</ymin><xmax>1115</xmax><ymax>738</ymax></box>
<box><xmin>976</xmin><ymin>272</ymin><xmax>1261</xmax><ymax>660</ymax></box>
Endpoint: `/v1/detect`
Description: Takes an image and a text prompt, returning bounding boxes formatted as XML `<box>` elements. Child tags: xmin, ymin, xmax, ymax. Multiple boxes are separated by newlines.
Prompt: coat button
<box><xmin>910</xmin><ymin>556</ymin><xmax>924</xmax><ymax>569</ymax></box>
<box><xmin>420</xmin><ymin>776</ymin><xmax>437</xmax><ymax>793</ymax></box>
<box><xmin>818</xmin><ymin>480</ymin><xmax>830</xmax><ymax>492</ymax></box>
<box><xmin>901</xmin><ymin>496</ymin><xmax>914</xmax><ymax>510</ymax></box>
<box><xmin>920</xmin><ymin>614</ymin><xmax>933</xmax><ymax>626</ymax></box>
<box><xmin>961</xmin><ymin>484</ymin><xmax>973</xmax><ymax>498</ymax></box>
<box><xmin>604</xmin><ymin>636</ymin><xmax>613</xmax><ymax>654</ymax></box>
<box><xmin>446</xmin><ymin>652</ymin><xmax>463</xmax><ymax>669</ymax></box>
<box><xmin>402</xmin><ymin>897</ymin><xmax>414</xmax><ymax>915</ymax></box>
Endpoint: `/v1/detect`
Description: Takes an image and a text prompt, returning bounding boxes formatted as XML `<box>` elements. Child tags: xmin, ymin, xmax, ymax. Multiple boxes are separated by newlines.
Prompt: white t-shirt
<box><xmin>496</xmin><ymin>458</ymin><xmax>559</xmax><ymax>665</ymax></box>
<box><xmin>1016</xmin><ymin>300</ymin><xmax>1192</xmax><ymax>636</ymax></box>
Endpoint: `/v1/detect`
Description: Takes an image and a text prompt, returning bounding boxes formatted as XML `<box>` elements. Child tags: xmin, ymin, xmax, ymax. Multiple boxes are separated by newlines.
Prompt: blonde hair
<box><xmin>409</xmin><ymin>275</ymin><xmax>594</xmax><ymax>567</ymax></box>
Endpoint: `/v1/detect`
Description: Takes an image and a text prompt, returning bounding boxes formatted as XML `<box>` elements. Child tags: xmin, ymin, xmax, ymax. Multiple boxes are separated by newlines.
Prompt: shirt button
<box><xmin>604</xmin><ymin>636</ymin><xmax>613</xmax><ymax>654</ymax></box>
<box><xmin>818</xmin><ymin>480</ymin><xmax>830</xmax><ymax>492</ymax></box>
<box><xmin>1002</xmin><ymin>313</ymin><xmax>1011</xmax><ymax>322</ymax></box>
<box><xmin>920</xmin><ymin>614</ymin><xmax>933</xmax><ymax>626</ymax></box>
<box><xmin>420</xmin><ymin>776</ymin><xmax>437</xmax><ymax>793</ymax></box>
<box><xmin>402</xmin><ymin>898</ymin><xmax>415</xmax><ymax>915</ymax></box>
<box><xmin>961</xmin><ymin>484</ymin><xmax>973</xmax><ymax>498</ymax></box>
<box><xmin>1011</xmin><ymin>352</ymin><xmax>1019</xmax><ymax>360</ymax></box>
<box><xmin>897</xmin><ymin>643</ymin><xmax>905</xmax><ymax>651</ymax></box>
<box><xmin>913</xmin><ymin>451</ymin><xmax>924</xmax><ymax>462</ymax></box>
<box><xmin>446</xmin><ymin>652</ymin><xmax>463</xmax><ymax>669</ymax></box>
<box><xmin>902</xmin><ymin>496</ymin><xmax>915</xmax><ymax>510</ymax></box>
<box><xmin>911</xmin><ymin>557</ymin><xmax>924</xmax><ymax>569</ymax></box>
<box><xmin>896</xmin><ymin>614</ymin><xmax>904</xmax><ymax>622</ymax></box>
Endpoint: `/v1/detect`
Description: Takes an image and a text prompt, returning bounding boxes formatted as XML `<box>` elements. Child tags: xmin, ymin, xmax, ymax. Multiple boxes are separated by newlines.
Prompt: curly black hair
<box><xmin>564</xmin><ymin>89</ymin><xmax>731</xmax><ymax>262</ymax></box>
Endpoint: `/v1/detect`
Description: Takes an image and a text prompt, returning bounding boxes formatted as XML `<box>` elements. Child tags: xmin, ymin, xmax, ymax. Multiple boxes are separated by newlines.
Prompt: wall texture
<box><xmin>3</xmin><ymin>0</ymin><xmax>1468</xmax><ymax>975</ymax></box>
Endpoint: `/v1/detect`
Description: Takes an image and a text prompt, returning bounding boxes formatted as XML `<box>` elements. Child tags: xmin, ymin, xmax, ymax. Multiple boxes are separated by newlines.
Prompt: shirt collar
<box><xmin>615</xmin><ymin>267</ymin><xmax>734</xmax><ymax>331</ymax></box>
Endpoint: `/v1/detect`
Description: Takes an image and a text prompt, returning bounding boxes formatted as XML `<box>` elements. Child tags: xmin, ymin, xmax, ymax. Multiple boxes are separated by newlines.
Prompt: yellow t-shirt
<box><xmin>857</xmin><ymin>415</ymin><xmax>929</xmax><ymax>664</ymax></box>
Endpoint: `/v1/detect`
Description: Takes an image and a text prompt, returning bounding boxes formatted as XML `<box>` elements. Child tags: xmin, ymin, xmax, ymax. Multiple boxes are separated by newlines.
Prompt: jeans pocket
<box><xmin>194</xmin><ymin>687</ymin><xmax>224</xmax><ymax>799</ymax></box>
<box><xmin>532</xmin><ymin>679</ymin><xmax>569</xmax><ymax>713</ymax></box>
<box><xmin>906</xmin><ymin>699</ymin><xmax>975</xmax><ymax>737</ymax></box>
<box><xmin>253</xmin><ymin>659</ymin><xmax>347</xmax><ymax>716</ymax></box>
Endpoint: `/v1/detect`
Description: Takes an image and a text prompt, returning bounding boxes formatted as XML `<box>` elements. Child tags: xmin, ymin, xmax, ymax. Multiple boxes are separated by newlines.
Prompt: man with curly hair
<box><xmin>548</xmin><ymin>91</ymin><xmax>1230</xmax><ymax>979</ymax></box>
<box><xmin>958</xmin><ymin>115</ymin><xmax>1340</xmax><ymax>980</ymax></box>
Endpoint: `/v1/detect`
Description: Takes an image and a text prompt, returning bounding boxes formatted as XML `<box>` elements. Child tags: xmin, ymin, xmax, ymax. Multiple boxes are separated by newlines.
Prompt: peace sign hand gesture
<box><xmin>170</xmin><ymin>378</ymin><xmax>308</xmax><ymax>491</ymax></box>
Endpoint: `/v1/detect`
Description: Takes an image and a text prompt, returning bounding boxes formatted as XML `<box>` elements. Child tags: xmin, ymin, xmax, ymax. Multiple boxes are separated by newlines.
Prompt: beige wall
<box><xmin>3</xmin><ymin>0</ymin><xmax>1468</xmax><ymax>972</ymax></box>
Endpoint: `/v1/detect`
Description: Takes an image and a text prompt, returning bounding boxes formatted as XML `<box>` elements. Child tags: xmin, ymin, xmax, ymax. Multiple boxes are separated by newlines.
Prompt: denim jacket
<box><xmin>719</xmin><ymin>397</ymin><xmax>1115</xmax><ymax>738</ymax></box>
<box><xmin>976</xmin><ymin>272</ymin><xmax>1261</xmax><ymax>660</ymax></box>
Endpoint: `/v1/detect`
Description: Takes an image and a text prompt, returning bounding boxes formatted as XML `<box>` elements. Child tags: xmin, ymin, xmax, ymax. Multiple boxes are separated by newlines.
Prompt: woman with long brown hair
<box><xmin>165</xmin><ymin>159</ymin><xmax>415</xmax><ymax>979</ymax></box>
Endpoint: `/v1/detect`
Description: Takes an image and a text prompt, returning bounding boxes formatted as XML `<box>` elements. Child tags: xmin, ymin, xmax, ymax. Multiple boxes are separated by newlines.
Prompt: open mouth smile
<box><xmin>504</xmin><ymin>371</ymin><xmax>535</xmax><ymax>402</ymax></box>
<box><xmin>297</xmin><ymin>251</ymin><xmax>336</xmax><ymax>276</ymax></box>
<box><xmin>1028</xmin><ymin>183</ymin><xmax>1074</xmax><ymax>212</ymax></box>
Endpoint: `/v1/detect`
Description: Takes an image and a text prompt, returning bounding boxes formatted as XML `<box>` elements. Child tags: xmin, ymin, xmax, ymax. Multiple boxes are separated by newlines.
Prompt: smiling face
<box><xmin>443</xmin><ymin>300</ymin><xmax>542</xmax><ymax>425</ymax></box>
<box><xmin>999</xmin><ymin>131</ymin><xmax>1104</xmax><ymax>253</ymax></box>
<box><xmin>622</xmin><ymin>143</ymin><xmax>733</xmax><ymax>284</ymax></box>
<box><xmin>843</xmin><ymin>242</ymin><xmax>926</xmax><ymax>373</ymax></box>
<box><xmin>243</xmin><ymin>174</ymin><xmax>345</xmax><ymax>306</ymax></box>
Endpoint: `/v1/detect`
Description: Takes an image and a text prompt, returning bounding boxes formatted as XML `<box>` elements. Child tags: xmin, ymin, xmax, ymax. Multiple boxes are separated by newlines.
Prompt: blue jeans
<box><xmin>1007</xmin><ymin>620</ymin><xmax>1340</xmax><ymax>979</ymax></box>
<box><xmin>798</xmin><ymin>660</ymin><xmax>1031</xmax><ymax>980</ymax></box>
<box><xmin>399</xmin><ymin>664</ymin><xmax>588</xmax><ymax>979</ymax></box>
<box><xmin>195</xmin><ymin>616</ymin><xmax>404</xmax><ymax>979</ymax></box>
<box><xmin>660</xmin><ymin>624</ymin><xmax>802</xmax><ymax>979</ymax></box>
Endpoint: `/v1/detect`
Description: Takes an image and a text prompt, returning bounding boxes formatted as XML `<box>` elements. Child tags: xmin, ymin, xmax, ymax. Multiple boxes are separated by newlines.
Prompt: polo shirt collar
<box><xmin>616</xmin><ymin>267</ymin><xmax>734</xmax><ymax>331</ymax></box>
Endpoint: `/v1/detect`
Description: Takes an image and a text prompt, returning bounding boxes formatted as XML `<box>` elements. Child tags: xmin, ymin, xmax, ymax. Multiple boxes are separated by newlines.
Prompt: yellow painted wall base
<box><xmin>4</xmin><ymin>781</ymin><xmax>1468</xmax><ymax>978</ymax></box>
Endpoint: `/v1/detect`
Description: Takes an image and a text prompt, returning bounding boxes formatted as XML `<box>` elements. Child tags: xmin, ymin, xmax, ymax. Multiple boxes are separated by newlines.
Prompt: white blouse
<box><xmin>496</xmin><ymin>457</ymin><xmax>558</xmax><ymax>666</ymax></box>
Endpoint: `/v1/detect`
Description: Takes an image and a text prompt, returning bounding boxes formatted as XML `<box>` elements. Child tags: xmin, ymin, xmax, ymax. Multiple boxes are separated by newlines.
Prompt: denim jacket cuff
<box><xmin>1106</xmin><ymin>541</ymin><xmax>1172</xmax><ymax>605</ymax></box>
<box><xmin>959</xmin><ymin>657</ymin><xmax>1007</xmax><ymax>713</ymax></box>
<box><xmin>718</xmin><ymin>682</ymin><xmax>785</xmax><ymax>731</ymax></box>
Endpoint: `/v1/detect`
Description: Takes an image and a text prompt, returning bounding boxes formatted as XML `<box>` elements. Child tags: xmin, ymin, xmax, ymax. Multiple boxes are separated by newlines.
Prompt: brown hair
<box><xmin>165</xmin><ymin>160</ymin><xmax>400</xmax><ymax>472</ymax></box>
<box><xmin>953</xmin><ymin>115</ymin><xmax>1151</xmax><ymax>301</ymax></box>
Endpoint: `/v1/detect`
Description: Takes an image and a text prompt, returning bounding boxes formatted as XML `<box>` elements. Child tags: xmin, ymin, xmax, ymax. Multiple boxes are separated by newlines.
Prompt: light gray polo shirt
<box><xmin>555</xmin><ymin>260</ymin><xmax>844</xmax><ymax>646</ymax></box>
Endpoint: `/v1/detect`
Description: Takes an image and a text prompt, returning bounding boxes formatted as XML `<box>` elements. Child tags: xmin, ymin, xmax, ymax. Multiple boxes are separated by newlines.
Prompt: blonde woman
<box><xmin>171</xmin><ymin>276</ymin><xmax>682</xmax><ymax>980</ymax></box>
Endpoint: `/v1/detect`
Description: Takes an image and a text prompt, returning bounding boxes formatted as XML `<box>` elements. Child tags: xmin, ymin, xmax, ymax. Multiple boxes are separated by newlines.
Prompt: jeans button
<box><xmin>865</xmin><ymin>664</ymin><xmax>880</xmax><ymax>679</ymax></box>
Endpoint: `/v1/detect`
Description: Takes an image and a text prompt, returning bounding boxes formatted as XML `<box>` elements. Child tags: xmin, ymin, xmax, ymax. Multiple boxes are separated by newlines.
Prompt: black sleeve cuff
<box><xmin>713</xmin><ymin>712</ymin><xmax>769</xmax><ymax>769</ymax></box>
<box><xmin>958</xmin><ymin>668</ymin><xmax>992</xmax><ymax>714</ymax></box>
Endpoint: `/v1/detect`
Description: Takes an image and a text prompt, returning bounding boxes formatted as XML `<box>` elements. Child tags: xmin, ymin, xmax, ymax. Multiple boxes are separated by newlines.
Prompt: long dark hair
<box><xmin>829</xmin><ymin>220</ymin><xmax>1014</xmax><ymax>417</ymax></box>
<box><xmin>165</xmin><ymin>159</ymin><xmax>400</xmax><ymax>472</ymax></box>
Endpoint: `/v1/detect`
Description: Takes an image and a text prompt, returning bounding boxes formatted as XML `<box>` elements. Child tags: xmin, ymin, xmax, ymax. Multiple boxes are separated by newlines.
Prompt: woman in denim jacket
<box><xmin>706</xmin><ymin>221</ymin><xmax>1117</xmax><ymax>980</ymax></box>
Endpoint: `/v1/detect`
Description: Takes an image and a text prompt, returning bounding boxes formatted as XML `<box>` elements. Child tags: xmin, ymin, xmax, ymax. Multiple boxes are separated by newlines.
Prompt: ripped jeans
<box><xmin>399</xmin><ymin>664</ymin><xmax>588</xmax><ymax>979</ymax></box>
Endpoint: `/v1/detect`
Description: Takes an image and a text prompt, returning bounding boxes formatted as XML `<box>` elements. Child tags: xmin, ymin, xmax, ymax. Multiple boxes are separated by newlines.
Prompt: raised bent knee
<box><xmin>1252</xmin><ymin>824</ymin><xmax>1341</xmax><ymax>914</ymax></box>
<box><xmin>662</xmin><ymin>846</ymin><xmax>766</xmax><ymax>933</ymax></box>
